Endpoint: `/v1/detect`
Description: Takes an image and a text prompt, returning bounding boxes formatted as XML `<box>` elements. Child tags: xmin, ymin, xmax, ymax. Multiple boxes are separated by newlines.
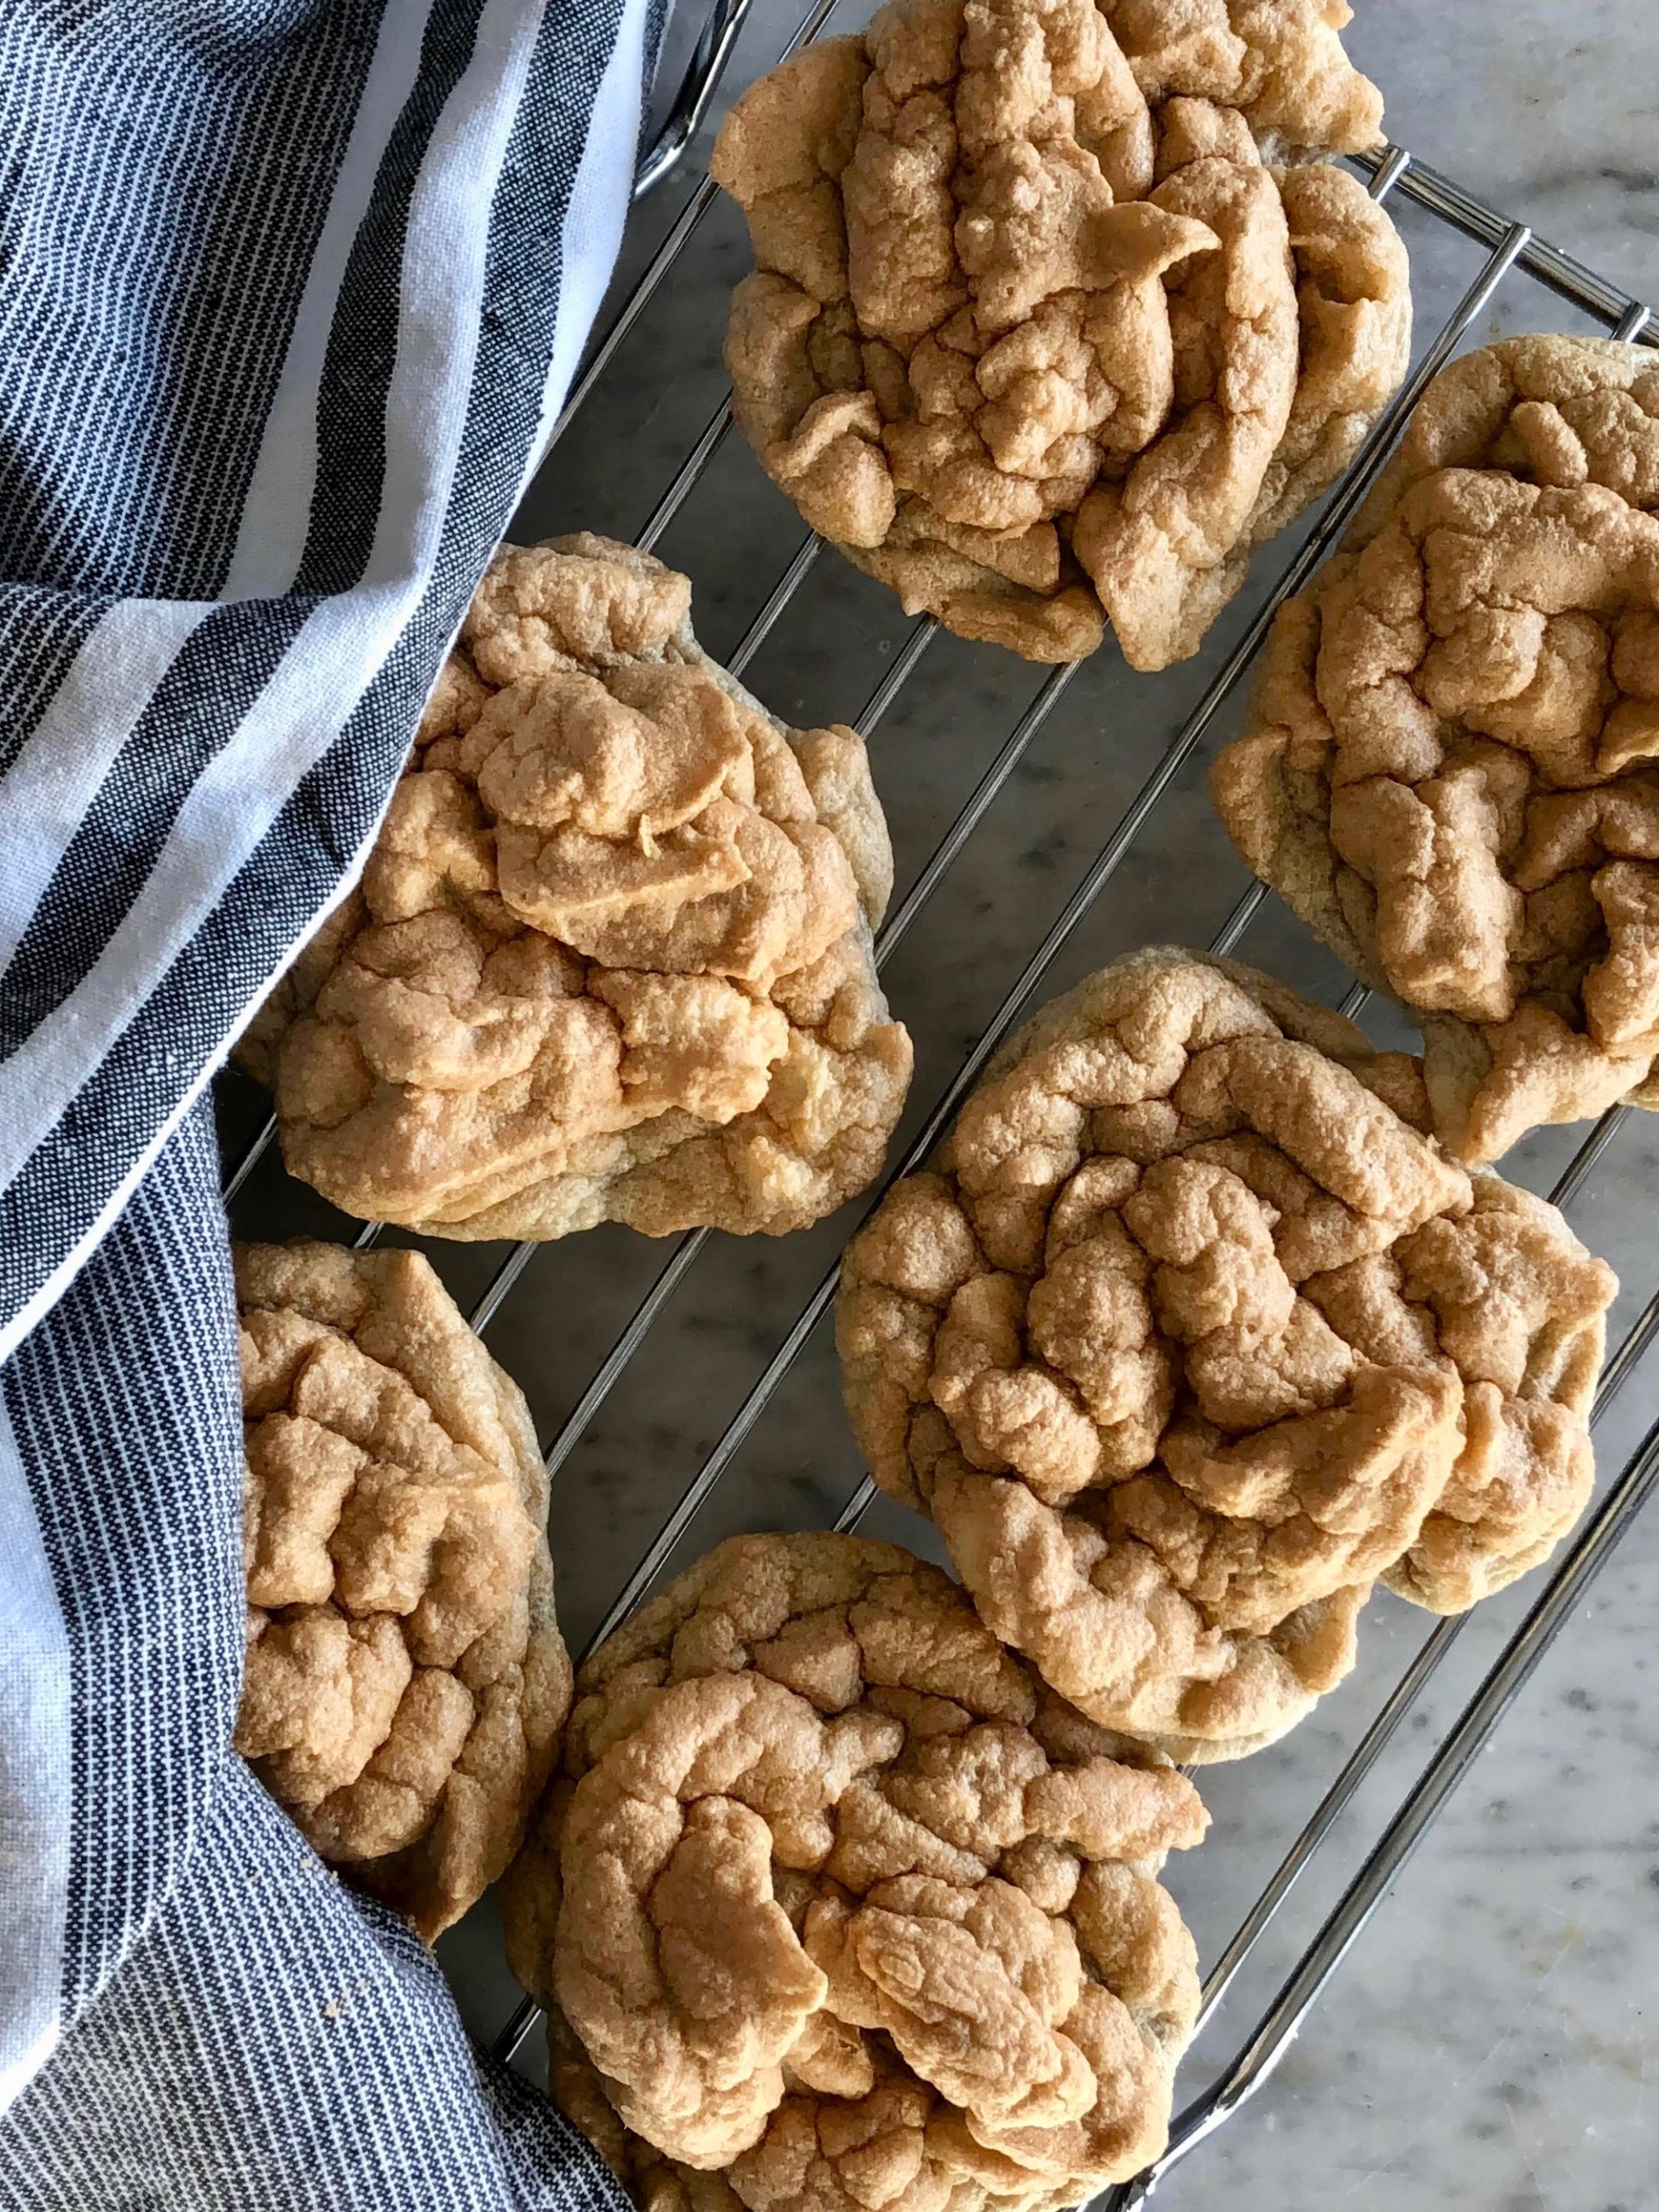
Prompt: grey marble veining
<box><xmin>219</xmin><ymin>6</ymin><xmax>1659</xmax><ymax>2203</ymax></box>
<box><xmin>1344</xmin><ymin>0</ymin><xmax>1659</xmax><ymax>305</ymax></box>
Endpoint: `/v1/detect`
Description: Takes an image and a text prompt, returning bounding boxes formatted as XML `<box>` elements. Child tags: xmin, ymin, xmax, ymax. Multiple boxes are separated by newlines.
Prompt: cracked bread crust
<box><xmin>836</xmin><ymin>950</ymin><xmax>1615</xmax><ymax>1761</ymax></box>
<box><xmin>244</xmin><ymin>534</ymin><xmax>912</xmax><ymax>1240</ymax></box>
<box><xmin>1213</xmin><ymin>336</ymin><xmax>1659</xmax><ymax>1162</ymax></box>
<box><xmin>232</xmin><ymin>1239</ymin><xmax>570</xmax><ymax>1941</ymax></box>
<box><xmin>710</xmin><ymin>0</ymin><xmax>1407</xmax><ymax>670</ymax></box>
<box><xmin>501</xmin><ymin>1533</ymin><xmax>1206</xmax><ymax>2212</ymax></box>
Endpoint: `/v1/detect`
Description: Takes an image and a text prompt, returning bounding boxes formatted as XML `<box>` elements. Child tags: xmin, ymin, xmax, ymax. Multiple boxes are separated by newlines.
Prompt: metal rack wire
<box><xmin>220</xmin><ymin>10</ymin><xmax>1659</xmax><ymax>2202</ymax></box>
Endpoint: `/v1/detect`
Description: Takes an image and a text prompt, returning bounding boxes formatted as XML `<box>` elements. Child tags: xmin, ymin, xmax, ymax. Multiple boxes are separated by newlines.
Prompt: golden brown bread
<box><xmin>836</xmin><ymin>950</ymin><xmax>1616</xmax><ymax>1760</ymax></box>
<box><xmin>243</xmin><ymin>534</ymin><xmax>912</xmax><ymax>1239</ymax></box>
<box><xmin>1212</xmin><ymin>335</ymin><xmax>1659</xmax><ymax>1162</ymax></box>
<box><xmin>709</xmin><ymin>0</ymin><xmax>1409</xmax><ymax>669</ymax></box>
<box><xmin>232</xmin><ymin>1238</ymin><xmax>570</xmax><ymax>1940</ymax></box>
<box><xmin>502</xmin><ymin>1533</ymin><xmax>1207</xmax><ymax>2212</ymax></box>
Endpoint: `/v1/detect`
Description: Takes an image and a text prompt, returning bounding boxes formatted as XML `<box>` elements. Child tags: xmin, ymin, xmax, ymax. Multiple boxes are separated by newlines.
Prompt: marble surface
<box><xmin>221</xmin><ymin>5</ymin><xmax>1659</xmax><ymax>2205</ymax></box>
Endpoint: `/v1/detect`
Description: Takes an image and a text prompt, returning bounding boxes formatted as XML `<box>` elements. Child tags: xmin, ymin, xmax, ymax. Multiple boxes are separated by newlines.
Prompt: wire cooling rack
<box><xmin>219</xmin><ymin>6</ymin><xmax>1659</xmax><ymax>2202</ymax></box>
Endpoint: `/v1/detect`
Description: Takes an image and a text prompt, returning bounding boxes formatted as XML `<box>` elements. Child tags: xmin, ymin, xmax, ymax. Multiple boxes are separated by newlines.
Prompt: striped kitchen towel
<box><xmin>0</xmin><ymin>0</ymin><xmax>664</xmax><ymax>2202</ymax></box>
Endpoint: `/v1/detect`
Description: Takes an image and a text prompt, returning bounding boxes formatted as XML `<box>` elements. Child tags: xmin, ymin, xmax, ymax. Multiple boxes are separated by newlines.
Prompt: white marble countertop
<box><xmin>228</xmin><ymin>5</ymin><xmax>1659</xmax><ymax>2203</ymax></box>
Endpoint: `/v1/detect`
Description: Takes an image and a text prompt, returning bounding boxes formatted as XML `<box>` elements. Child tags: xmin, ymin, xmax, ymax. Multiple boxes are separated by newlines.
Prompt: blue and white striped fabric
<box><xmin>0</xmin><ymin>1</ymin><xmax>658</xmax><ymax>2200</ymax></box>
